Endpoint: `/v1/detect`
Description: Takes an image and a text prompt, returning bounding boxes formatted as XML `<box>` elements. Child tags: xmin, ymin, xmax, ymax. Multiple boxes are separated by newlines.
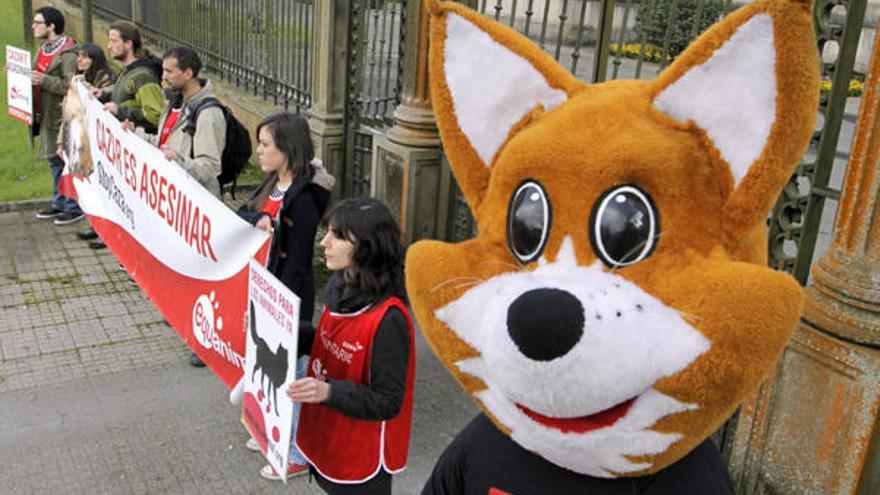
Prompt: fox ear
<box><xmin>651</xmin><ymin>0</ymin><xmax>818</xmax><ymax>243</ymax></box>
<box><xmin>428</xmin><ymin>1</ymin><xmax>580</xmax><ymax>211</ymax></box>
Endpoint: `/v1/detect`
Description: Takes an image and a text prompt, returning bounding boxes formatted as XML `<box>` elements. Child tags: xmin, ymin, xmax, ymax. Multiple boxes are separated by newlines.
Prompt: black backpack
<box><xmin>183</xmin><ymin>97</ymin><xmax>252</xmax><ymax>198</ymax></box>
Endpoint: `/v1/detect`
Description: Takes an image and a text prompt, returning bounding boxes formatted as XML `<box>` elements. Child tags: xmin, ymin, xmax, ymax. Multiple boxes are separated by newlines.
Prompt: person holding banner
<box><xmin>74</xmin><ymin>43</ymin><xmax>115</xmax><ymax>90</ymax></box>
<box><xmin>288</xmin><ymin>197</ymin><xmax>415</xmax><ymax>495</ymax></box>
<box><xmin>237</xmin><ymin>113</ymin><xmax>334</xmax><ymax>329</ymax></box>
<box><xmin>125</xmin><ymin>46</ymin><xmax>231</xmax><ymax>368</ymax></box>
<box><xmin>130</xmin><ymin>47</ymin><xmax>227</xmax><ymax>198</ymax></box>
<box><xmin>29</xmin><ymin>7</ymin><xmax>83</xmax><ymax>226</ymax></box>
<box><xmin>236</xmin><ymin>112</ymin><xmax>334</xmax><ymax>478</ymax></box>
<box><xmin>97</xmin><ymin>21</ymin><xmax>163</xmax><ymax>134</ymax></box>
<box><xmin>65</xmin><ymin>43</ymin><xmax>115</xmax><ymax>245</ymax></box>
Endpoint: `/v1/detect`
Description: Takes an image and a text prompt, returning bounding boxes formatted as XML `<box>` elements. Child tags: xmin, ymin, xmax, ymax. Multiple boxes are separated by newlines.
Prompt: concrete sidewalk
<box><xmin>0</xmin><ymin>208</ymin><xmax>477</xmax><ymax>494</ymax></box>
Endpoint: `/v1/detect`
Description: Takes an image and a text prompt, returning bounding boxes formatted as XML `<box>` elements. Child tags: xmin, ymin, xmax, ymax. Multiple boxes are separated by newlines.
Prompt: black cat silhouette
<box><xmin>250</xmin><ymin>301</ymin><xmax>290</xmax><ymax>416</ymax></box>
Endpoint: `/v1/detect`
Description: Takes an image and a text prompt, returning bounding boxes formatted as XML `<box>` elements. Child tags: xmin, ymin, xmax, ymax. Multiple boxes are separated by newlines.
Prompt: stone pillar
<box><xmin>308</xmin><ymin>0</ymin><xmax>348</xmax><ymax>202</ymax></box>
<box><xmin>371</xmin><ymin>0</ymin><xmax>445</xmax><ymax>244</ymax></box>
<box><xmin>727</xmin><ymin>30</ymin><xmax>880</xmax><ymax>495</ymax></box>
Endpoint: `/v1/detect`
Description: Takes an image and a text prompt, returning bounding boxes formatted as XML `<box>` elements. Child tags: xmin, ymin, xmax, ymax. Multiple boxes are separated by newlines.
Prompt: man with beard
<box><xmin>89</xmin><ymin>20</ymin><xmax>162</xmax><ymax>249</ymax></box>
<box><xmin>126</xmin><ymin>47</ymin><xmax>227</xmax><ymax>368</ymax></box>
<box><xmin>97</xmin><ymin>20</ymin><xmax>162</xmax><ymax>133</ymax></box>
<box><xmin>30</xmin><ymin>7</ymin><xmax>83</xmax><ymax>225</ymax></box>
<box><xmin>129</xmin><ymin>47</ymin><xmax>226</xmax><ymax>198</ymax></box>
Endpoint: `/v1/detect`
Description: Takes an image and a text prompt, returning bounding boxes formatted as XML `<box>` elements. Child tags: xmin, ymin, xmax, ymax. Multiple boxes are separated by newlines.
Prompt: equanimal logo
<box><xmin>192</xmin><ymin>291</ymin><xmax>223</xmax><ymax>349</ymax></box>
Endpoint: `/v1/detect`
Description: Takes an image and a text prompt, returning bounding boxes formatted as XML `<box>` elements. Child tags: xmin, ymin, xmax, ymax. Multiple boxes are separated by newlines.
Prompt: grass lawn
<box><xmin>0</xmin><ymin>0</ymin><xmax>51</xmax><ymax>202</ymax></box>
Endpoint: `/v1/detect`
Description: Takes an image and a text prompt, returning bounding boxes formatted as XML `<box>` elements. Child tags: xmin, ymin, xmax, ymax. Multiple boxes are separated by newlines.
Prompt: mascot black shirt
<box><xmin>422</xmin><ymin>414</ymin><xmax>735</xmax><ymax>495</ymax></box>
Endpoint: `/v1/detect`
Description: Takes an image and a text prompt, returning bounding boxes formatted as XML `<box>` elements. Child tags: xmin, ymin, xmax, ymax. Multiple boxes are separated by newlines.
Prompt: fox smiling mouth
<box><xmin>516</xmin><ymin>397</ymin><xmax>638</xmax><ymax>434</ymax></box>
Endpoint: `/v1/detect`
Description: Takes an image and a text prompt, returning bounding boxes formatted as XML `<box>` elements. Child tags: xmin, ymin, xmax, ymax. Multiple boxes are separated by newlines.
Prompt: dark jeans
<box><xmin>49</xmin><ymin>155</ymin><xmax>81</xmax><ymax>214</ymax></box>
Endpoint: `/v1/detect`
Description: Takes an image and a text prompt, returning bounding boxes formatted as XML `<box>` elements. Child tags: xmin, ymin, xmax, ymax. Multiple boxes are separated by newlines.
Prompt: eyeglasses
<box><xmin>31</xmin><ymin>20</ymin><xmax>46</xmax><ymax>25</ymax></box>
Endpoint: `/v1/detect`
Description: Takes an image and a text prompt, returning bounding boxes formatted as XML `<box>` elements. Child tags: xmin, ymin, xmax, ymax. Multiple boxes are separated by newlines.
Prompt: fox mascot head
<box><xmin>406</xmin><ymin>0</ymin><xmax>818</xmax><ymax>478</ymax></box>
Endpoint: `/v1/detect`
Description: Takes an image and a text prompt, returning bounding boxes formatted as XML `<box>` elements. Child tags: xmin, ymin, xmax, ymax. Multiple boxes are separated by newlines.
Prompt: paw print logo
<box><xmin>192</xmin><ymin>291</ymin><xmax>224</xmax><ymax>349</ymax></box>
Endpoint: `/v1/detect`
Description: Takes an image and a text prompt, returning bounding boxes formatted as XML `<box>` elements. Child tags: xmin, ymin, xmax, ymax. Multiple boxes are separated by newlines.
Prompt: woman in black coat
<box><xmin>237</xmin><ymin>113</ymin><xmax>334</xmax><ymax>321</ymax></box>
<box><xmin>236</xmin><ymin>113</ymin><xmax>334</xmax><ymax>479</ymax></box>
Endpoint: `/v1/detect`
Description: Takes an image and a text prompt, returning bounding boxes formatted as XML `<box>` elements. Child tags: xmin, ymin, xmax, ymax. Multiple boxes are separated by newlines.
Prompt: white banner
<box><xmin>243</xmin><ymin>260</ymin><xmax>300</xmax><ymax>482</ymax></box>
<box><xmin>6</xmin><ymin>45</ymin><xmax>32</xmax><ymax>125</ymax></box>
<box><xmin>61</xmin><ymin>81</ymin><xmax>271</xmax><ymax>388</ymax></box>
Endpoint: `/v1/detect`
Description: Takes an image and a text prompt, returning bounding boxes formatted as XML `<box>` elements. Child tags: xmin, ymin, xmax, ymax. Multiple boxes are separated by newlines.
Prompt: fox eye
<box><xmin>507</xmin><ymin>181</ymin><xmax>551</xmax><ymax>264</ymax></box>
<box><xmin>590</xmin><ymin>184</ymin><xmax>659</xmax><ymax>268</ymax></box>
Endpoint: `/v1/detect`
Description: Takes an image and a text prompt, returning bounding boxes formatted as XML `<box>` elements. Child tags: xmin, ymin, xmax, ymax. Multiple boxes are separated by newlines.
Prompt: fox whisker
<box><xmin>609</xmin><ymin>231</ymin><xmax>664</xmax><ymax>276</ymax></box>
<box><xmin>430</xmin><ymin>276</ymin><xmax>484</xmax><ymax>293</ymax></box>
<box><xmin>478</xmin><ymin>258</ymin><xmax>523</xmax><ymax>272</ymax></box>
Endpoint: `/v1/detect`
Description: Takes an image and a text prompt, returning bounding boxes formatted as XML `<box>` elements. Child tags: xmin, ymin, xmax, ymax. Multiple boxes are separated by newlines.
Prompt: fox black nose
<box><xmin>506</xmin><ymin>288</ymin><xmax>585</xmax><ymax>361</ymax></box>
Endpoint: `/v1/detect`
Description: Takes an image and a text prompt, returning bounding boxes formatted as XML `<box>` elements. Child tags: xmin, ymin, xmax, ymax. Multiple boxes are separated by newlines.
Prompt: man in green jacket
<box><xmin>97</xmin><ymin>20</ymin><xmax>162</xmax><ymax>134</ymax></box>
<box><xmin>87</xmin><ymin>20</ymin><xmax>163</xmax><ymax>250</ymax></box>
<box><xmin>31</xmin><ymin>7</ymin><xmax>83</xmax><ymax>225</ymax></box>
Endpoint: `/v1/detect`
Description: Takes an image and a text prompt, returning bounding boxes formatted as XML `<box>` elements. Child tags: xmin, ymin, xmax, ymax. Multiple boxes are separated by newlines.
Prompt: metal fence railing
<box><xmin>92</xmin><ymin>0</ymin><xmax>131</xmax><ymax>19</ymax></box>
<box><xmin>459</xmin><ymin>0</ymin><xmax>733</xmax><ymax>83</ymax></box>
<box><xmin>342</xmin><ymin>0</ymin><xmax>406</xmax><ymax>197</ymax></box>
<box><xmin>86</xmin><ymin>0</ymin><xmax>315</xmax><ymax>112</ymax></box>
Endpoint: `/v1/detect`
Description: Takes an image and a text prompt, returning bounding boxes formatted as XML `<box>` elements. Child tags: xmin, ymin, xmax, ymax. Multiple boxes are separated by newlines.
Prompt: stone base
<box><xmin>371</xmin><ymin>132</ymin><xmax>444</xmax><ymax>244</ymax></box>
<box><xmin>806</xmin><ymin>256</ymin><xmax>880</xmax><ymax>346</ymax></box>
<box><xmin>728</xmin><ymin>321</ymin><xmax>880</xmax><ymax>494</ymax></box>
<box><xmin>308</xmin><ymin>110</ymin><xmax>345</xmax><ymax>202</ymax></box>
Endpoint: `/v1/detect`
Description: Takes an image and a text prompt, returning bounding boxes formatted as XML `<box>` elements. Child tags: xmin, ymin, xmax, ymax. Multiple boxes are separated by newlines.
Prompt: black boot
<box><xmin>190</xmin><ymin>353</ymin><xmax>206</xmax><ymax>368</ymax></box>
<box><xmin>77</xmin><ymin>228</ymin><xmax>99</xmax><ymax>240</ymax></box>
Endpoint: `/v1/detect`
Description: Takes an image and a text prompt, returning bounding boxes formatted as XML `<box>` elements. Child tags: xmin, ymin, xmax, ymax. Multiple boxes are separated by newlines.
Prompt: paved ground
<box><xmin>0</xmin><ymin>209</ymin><xmax>477</xmax><ymax>494</ymax></box>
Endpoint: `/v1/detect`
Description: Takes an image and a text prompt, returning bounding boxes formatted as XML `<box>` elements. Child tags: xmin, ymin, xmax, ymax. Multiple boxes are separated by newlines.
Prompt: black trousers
<box><xmin>312</xmin><ymin>467</ymin><xmax>392</xmax><ymax>495</ymax></box>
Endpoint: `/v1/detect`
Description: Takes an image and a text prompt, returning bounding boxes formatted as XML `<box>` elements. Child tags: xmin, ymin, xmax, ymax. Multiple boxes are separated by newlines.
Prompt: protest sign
<box><xmin>60</xmin><ymin>81</ymin><xmax>270</xmax><ymax>388</ymax></box>
<box><xmin>243</xmin><ymin>260</ymin><xmax>300</xmax><ymax>482</ymax></box>
<box><xmin>6</xmin><ymin>45</ymin><xmax>33</xmax><ymax>125</ymax></box>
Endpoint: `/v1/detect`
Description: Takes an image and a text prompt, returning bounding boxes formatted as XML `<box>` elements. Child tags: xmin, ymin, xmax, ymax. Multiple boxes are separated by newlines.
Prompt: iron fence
<box><xmin>458</xmin><ymin>0</ymin><xmax>733</xmax><ymax>83</ymax></box>
<box><xmin>93</xmin><ymin>0</ymin><xmax>131</xmax><ymax>18</ymax></box>
<box><xmin>343</xmin><ymin>0</ymin><xmax>406</xmax><ymax>197</ymax></box>
<box><xmin>767</xmin><ymin>0</ymin><xmax>864</xmax><ymax>284</ymax></box>
<box><xmin>86</xmin><ymin>0</ymin><xmax>315</xmax><ymax>112</ymax></box>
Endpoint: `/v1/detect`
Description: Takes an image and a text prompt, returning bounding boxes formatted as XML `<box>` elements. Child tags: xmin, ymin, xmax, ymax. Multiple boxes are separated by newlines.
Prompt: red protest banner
<box><xmin>61</xmin><ymin>82</ymin><xmax>269</xmax><ymax>388</ymax></box>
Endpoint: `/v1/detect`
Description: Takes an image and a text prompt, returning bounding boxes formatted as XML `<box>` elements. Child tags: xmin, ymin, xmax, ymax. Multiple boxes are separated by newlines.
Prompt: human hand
<box><xmin>286</xmin><ymin>377</ymin><xmax>330</xmax><ymax>403</ymax></box>
<box><xmin>120</xmin><ymin>120</ymin><xmax>135</xmax><ymax>132</ymax></box>
<box><xmin>161</xmin><ymin>147</ymin><xmax>179</xmax><ymax>161</ymax></box>
<box><xmin>103</xmin><ymin>102</ymin><xmax>117</xmax><ymax>115</ymax></box>
<box><xmin>255</xmin><ymin>215</ymin><xmax>273</xmax><ymax>234</ymax></box>
<box><xmin>30</xmin><ymin>70</ymin><xmax>45</xmax><ymax>85</ymax></box>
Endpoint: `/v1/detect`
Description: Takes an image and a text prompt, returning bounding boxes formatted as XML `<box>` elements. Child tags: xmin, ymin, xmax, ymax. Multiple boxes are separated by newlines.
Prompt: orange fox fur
<box><xmin>406</xmin><ymin>0</ymin><xmax>818</xmax><ymax>477</ymax></box>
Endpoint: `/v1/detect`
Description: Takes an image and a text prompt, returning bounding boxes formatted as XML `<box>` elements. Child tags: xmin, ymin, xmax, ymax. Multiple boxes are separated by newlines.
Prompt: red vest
<box><xmin>296</xmin><ymin>297</ymin><xmax>415</xmax><ymax>483</ymax></box>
